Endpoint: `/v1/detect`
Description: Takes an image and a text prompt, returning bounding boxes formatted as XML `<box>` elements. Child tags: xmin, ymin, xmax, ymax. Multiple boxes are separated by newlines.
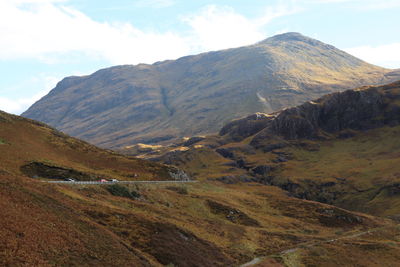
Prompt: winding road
<box><xmin>44</xmin><ymin>180</ymin><xmax>197</xmax><ymax>185</ymax></box>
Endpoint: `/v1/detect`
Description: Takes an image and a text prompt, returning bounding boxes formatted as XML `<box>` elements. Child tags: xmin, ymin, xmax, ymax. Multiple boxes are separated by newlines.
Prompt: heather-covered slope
<box><xmin>139</xmin><ymin>81</ymin><xmax>400</xmax><ymax>218</ymax></box>
<box><xmin>2</xmin><ymin>111</ymin><xmax>400</xmax><ymax>266</ymax></box>
<box><xmin>0</xmin><ymin>111</ymin><xmax>180</xmax><ymax>182</ymax></box>
<box><xmin>22</xmin><ymin>32</ymin><xmax>400</xmax><ymax>148</ymax></box>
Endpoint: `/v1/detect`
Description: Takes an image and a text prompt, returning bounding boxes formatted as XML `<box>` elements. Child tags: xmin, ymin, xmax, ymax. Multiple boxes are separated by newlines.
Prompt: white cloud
<box><xmin>1</xmin><ymin>95</ymin><xmax>37</xmax><ymax>114</ymax></box>
<box><xmin>0</xmin><ymin>1</ymin><xmax>299</xmax><ymax>65</ymax></box>
<box><xmin>0</xmin><ymin>89</ymin><xmax>50</xmax><ymax>114</ymax></box>
<box><xmin>0</xmin><ymin>75</ymin><xmax>60</xmax><ymax>114</ymax></box>
<box><xmin>182</xmin><ymin>4</ymin><xmax>300</xmax><ymax>52</ymax></box>
<box><xmin>0</xmin><ymin>0</ymin><xmax>189</xmax><ymax>65</ymax></box>
<box><xmin>363</xmin><ymin>0</ymin><xmax>400</xmax><ymax>9</ymax></box>
<box><xmin>305</xmin><ymin>0</ymin><xmax>400</xmax><ymax>9</ymax></box>
<box><xmin>0</xmin><ymin>0</ymin><xmax>300</xmax><ymax>114</ymax></box>
<box><xmin>182</xmin><ymin>5</ymin><xmax>266</xmax><ymax>51</ymax></box>
<box><xmin>346</xmin><ymin>43</ymin><xmax>400</xmax><ymax>69</ymax></box>
<box><xmin>134</xmin><ymin>0</ymin><xmax>175</xmax><ymax>8</ymax></box>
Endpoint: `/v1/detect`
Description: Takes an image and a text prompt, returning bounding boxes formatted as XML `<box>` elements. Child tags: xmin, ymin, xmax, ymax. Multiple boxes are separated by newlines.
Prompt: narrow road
<box><xmin>44</xmin><ymin>180</ymin><xmax>197</xmax><ymax>185</ymax></box>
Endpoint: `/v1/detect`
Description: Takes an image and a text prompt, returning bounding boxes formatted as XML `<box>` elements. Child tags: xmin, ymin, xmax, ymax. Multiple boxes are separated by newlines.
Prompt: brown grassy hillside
<box><xmin>140</xmin><ymin>81</ymin><xmax>400</xmax><ymax>220</ymax></box>
<box><xmin>0</xmin><ymin>111</ymin><xmax>178</xmax><ymax>181</ymax></box>
<box><xmin>22</xmin><ymin>32</ymin><xmax>400</xmax><ymax>149</ymax></box>
<box><xmin>2</xmin><ymin>111</ymin><xmax>400</xmax><ymax>266</ymax></box>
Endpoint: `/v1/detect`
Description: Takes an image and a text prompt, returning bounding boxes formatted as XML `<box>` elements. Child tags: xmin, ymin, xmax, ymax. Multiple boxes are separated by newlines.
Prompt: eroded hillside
<box><xmin>22</xmin><ymin>32</ymin><xmax>400</xmax><ymax>149</ymax></box>
<box><xmin>2</xmin><ymin>110</ymin><xmax>400</xmax><ymax>266</ymax></box>
<box><xmin>136</xmin><ymin>81</ymin><xmax>400</xmax><ymax>219</ymax></box>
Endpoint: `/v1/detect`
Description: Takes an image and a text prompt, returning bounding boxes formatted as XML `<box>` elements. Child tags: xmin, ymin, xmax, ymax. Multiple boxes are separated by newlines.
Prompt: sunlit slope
<box><xmin>2</xmin><ymin>172</ymin><xmax>399</xmax><ymax>266</ymax></box>
<box><xmin>148</xmin><ymin>81</ymin><xmax>400</xmax><ymax>217</ymax></box>
<box><xmin>22</xmin><ymin>32</ymin><xmax>400</xmax><ymax>148</ymax></box>
<box><xmin>2</xmin><ymin>111</ymin><xmax>400</xmax><ymax>266</ymax></box>
<box><xmin>0</xmin><ymin>111</ymin><xmax>178</xmax><ymax>181</ymax></box>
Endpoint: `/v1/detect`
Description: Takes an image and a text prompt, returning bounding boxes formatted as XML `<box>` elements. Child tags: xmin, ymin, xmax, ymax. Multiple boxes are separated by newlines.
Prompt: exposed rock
<box><xmin>22</xmin><ymin>33</ymin><xmax>400</xmax><ymax>149</ymax></box>
<box><xmin>235</xmin><ymin>158</ymin><xmax>252</xmax><ymax>170</ymax></box>
<box><xmin>20</xmin><ymin>161</ymin><xmax>96</xmax><ymax>181</ymax></box>
<box><xmin>251</xmin><ymin>81</ymin><xmax>400</xmax><ymax>145</ymax></box>
<box><xmin>317</xmin><ymin>208</ymin><xmax>363</xmax><ymax>227</ymax></box>
<box><xmin>219</xmin><ymin>113</ymin><xmax>274</xmax><ymax>142</ymax></box>
<box><xmin>215</xmin><ymin>148</ymin><xmax>235</xmax><ymax>159</ymax></box>
<box><xmin>271</xmin><ymin>151</ymin><xmax>293</xmax><ymax>163</ymax></box>
<box><xmin>251</xmin><ymin>165</ymin><xmax>273</xmax><ymax>176</ymax></box>
<box><xmin>168</xmin><ymin>167</ymin><xmax>191</xmax><ymax>181</ymax></box>
<box><xmin>206</xmin><ymin>200</ymin><xmax>260</xmax><ymax>227</ymax></box>
<box><xmin>182</xmin><ymin>136</ymin><xmax>205</xmax><ymax>147</ymax></box>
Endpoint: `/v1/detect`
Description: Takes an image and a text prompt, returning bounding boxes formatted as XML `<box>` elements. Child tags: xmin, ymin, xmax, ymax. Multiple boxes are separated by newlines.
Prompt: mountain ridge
<box><xmin>2</xmin><ymin>107</ymin><xmax>400</xmax><ymax>266</ymax></box>
<box><xmin>139</xmin><ymin>80</ymin><xmax>400</xmax><ymax>219</ymax></box>
<box><xmin>22</xmin><ymin>32</ymin><xmax>400</xmax><ymax>149</ymax></box>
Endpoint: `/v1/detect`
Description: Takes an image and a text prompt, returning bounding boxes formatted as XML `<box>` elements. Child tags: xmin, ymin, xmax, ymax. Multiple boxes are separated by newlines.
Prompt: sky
<box><xmin>0</xmin><ymin>0</ymin><xmax>399</xmax><ymax>115</ymax></box>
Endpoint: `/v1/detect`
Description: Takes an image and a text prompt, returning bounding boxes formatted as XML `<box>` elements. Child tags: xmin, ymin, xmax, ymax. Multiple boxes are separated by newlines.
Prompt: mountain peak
<box><xmin>258</xmin><ymin>32</ymin><xmax>322</xmax><ymax>45</ymax></box>
<box><xmin>22</xmin><ymin>32</ymin><xmax>399</xmax><ymax>149</ymax></box>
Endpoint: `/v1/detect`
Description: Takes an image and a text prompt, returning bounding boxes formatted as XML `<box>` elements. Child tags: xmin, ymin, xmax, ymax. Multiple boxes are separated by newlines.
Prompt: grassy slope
<box><xmin>138</xmin><ymin>126</ymin><xmax>400</xmax><ymax>219</ymax></box>
<box><xmin>164</xmin><ymin>82</ymin><xmax>400</xmax><ymax>218</ymax></box>
<box><xmin>2</xmin><ymin>112</ymin><xmax>400</xmax><ymax>266</ymax></box>
<box><xmin>22</xmin><ymin>33</ymin><xmax>400</xmax><ymax>149</ymax></box>
<box><xmin>280</xmin><ymin>126</ymin><xmax>400</xmax><ymax>216</ymax></box>
<box><xmin>127</xmin><ymin>82</ymin><xmax>400</xmax><ymax>265</ymax></box>
<box><xmin>0</xmin><ymin>111</ymin><xmax>173</xmax><ymax>181</ymax></box>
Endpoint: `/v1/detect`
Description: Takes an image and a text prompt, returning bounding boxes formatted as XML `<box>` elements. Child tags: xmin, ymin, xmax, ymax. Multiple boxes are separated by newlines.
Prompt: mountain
<box><xmin>0</xmin><ymin>110</ymin><xmax>185</xmax><ymax>182</ymax></box>
<box><xmin>144</xmin><ymin>80</ymin><xmax>400</xmax><ymax>219</ymax></box>
<box><xmin>22</xmin><ymin>32</ymin><xmax>400</xmax><ymax>149</ymax></box>
<box><xmin>2</xmin><ymin>109</ymin><xmax>400</xmax><ymax>266</ymax></box>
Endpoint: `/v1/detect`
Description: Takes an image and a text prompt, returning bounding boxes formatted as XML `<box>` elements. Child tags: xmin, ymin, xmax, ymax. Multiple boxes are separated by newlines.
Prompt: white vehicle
<box><xmin>65</xmin><ymin>178</ymin><xmax>75</xmax><ymax>182</ymax></box>
<box><xmin>110</xmin><ymin>179</ymin><xmax>119</xmax><ymax>182</ymax></box>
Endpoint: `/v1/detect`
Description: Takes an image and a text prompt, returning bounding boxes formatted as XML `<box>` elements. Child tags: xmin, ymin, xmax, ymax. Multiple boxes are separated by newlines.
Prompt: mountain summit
<box><xmin>22</xmin><ymin>33</ymin><xmax>400</xmax><ymax>148</ymax></box>
<box><xmin>259</xmin><ymin>32</ymin><xmax>319</xmax><ymax>43</ymax></box>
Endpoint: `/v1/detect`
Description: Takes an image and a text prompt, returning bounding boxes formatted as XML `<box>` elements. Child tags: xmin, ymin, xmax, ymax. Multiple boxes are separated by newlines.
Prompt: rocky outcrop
<box><xmin>250</xmin><ymin>81</ymin><xmax>400</xmax><ymax>146</ymax></box>
<box><xmin>219</xmin><ymin>113</ymin><xmax>275</xmax><ymax>142</ymax></box>
<box><xmin>215</xmin><ymin>148</ymin><xmax>235</xmax><ymax>159</ymax></box>
<box><xmin>181</xmin><ymin>136</ymin><xmax>205</xmax><ymax>147</ymax></box>
<box><xmin>20</xmin><ymin>161</ymin><xmax>97</xmax><ymax>181</ymax></box>
<box><xmin>251</xmin><ymin>165</ymin><xmax>273</xmax><ymax>176</ymax></box>
<box><xmin>168</xmin><ymin>167</ymin><xmax>191</xmax><ymax>181</ymax></box>
<box><xmin>206</xmin><ymin>200</ymin><xmax>260</xmax><ymax>227</ymax></box>
<box><xmin>22</xmin><ymin>33</ymin><xmax>400</xmax><ymax>149</ymax></box>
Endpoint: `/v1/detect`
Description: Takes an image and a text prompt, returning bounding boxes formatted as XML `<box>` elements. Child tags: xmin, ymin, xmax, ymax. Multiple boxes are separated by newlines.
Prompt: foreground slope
<box><xmin>0</xmin><ymin>111</ymin><xmax>180</xmax><ymax>182</ymax></box>
<box><xmin>2</xmin><ymin>113</ymin><xmax>400</xmax><ymax>266</ymax></box>
<box><xmin>23</xmin><ymin>32</ymin><xmax>400</xmax><ymax>148</ymax></box>
<box><xmin>139</xmin><ymin>80</ymin><xmax>400</xmax><ymax>219</ymax></box>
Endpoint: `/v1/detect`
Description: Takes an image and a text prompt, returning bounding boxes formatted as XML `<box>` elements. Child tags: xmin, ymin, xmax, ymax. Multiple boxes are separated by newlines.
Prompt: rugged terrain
<box><xmin>133</xmin><ymin>80</ymin><xmax>400</xmax><ymax>220</ymax></box>
<box><xmin>22</xmin><ymin>32</ymin><xmax>400</xmax><ymax>148</ymax></box>
<box><xmin>2</xmin><ymin>108</ymin><xmax>400</xmax><ymax>266</ymax></box>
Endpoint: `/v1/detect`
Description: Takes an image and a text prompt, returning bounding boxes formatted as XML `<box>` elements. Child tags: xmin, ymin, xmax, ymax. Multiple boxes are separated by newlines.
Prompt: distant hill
<box><xmin>146</xmin><ymin>80</ymin><xmax>400</xmax><ymax>218</ymax></box>
<box><xmin>2</xmin><ymin>110</ymin><xmax>400</xmax><ymax>266</ymax></box>
<box><xmin>22</xmin><ymin>32</ymin><xmax>400</xmax><ymax>149</ymax></box>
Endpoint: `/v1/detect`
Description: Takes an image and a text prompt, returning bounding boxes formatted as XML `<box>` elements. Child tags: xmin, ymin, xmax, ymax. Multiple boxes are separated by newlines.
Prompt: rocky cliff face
<box><xmin>22</xmin><ymin>32</ymin><xmax>400</xmax><ymax>149</ymax></box>
<box><xmin>246</xmin><ymin>81</ymin><xmax>400</xmax><ymax>148</ymax></box>
<box><xmin>202</xmin><ymin>81</ymin><xmax>400</xmax><ymax>215</ymax></box>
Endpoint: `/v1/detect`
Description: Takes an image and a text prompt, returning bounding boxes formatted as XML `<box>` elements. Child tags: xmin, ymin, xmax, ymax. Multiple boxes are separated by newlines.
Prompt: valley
<box><xmin>0</xmin><ymin>24</ymin><xmax>400</xmax><ymax>267</ymax></box>
<box><xmin>2</xmin><ymin>80</ymin><xmax>400</xmax><ymax>266</ymax></box>
<box><xmin>133</xmin><ymin>81</ymin><xmax>400</xmax><ymax>218</ymax></box>
<box><xmin>2</xmin><ymin>1</ymin><xmax>400</xmax><ymax>266</ymax></box>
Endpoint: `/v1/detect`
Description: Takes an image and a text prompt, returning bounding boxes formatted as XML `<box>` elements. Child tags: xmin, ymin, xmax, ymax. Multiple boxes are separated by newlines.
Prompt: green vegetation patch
<box><xmin>166</xmin><ymin>186</ymin><xmax>188</xmax><ymax>195</ymax></box>
<box><xmin>106</xmin><ymin>184</ymin><xmax>141</xmax><ymax>199</ymax></box>
<box><xmin>0</xmin><ymin>138</ymin><xmax>6</xmax><ymax>144</ymax></box>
